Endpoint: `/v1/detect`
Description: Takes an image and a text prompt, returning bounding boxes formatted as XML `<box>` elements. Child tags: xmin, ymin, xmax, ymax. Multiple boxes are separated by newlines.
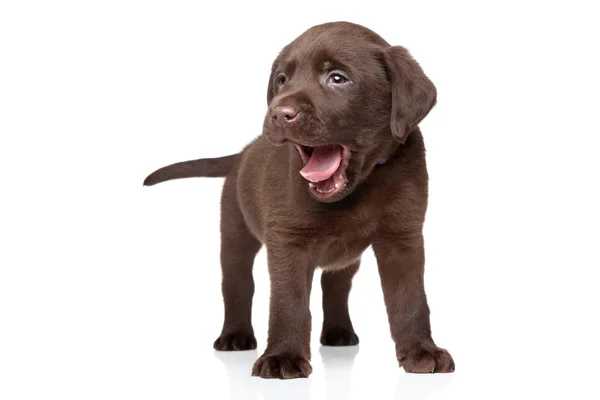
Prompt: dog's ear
<box><xmin>383</xmin><ymin>46</ymin><xmax>437</xmax><ymax>143</ymax></box>
<box><xmin>267</xmin><ymin>55</ymin><xmax>280</xmax><ymax>105</ymax></box>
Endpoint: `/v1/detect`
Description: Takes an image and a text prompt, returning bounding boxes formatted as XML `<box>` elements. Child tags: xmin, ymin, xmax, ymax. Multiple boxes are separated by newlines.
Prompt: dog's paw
<box><xmin>252</xmin><ymin>353</ymin><xmax>312</xmax><ymax>379</ymax></box>
<box><xmin>398</xmin><ymin>345</ymin><xmax>455</xmax><ymax>373</ymax></box>
<box><xmin>213</xmin><ymin>332</ymin><xmax>257</xmax><ymax>351</ymax></box>
<box><xmin>320</xmin><ymin>326</ymin><xmax>359</xmax><ymax>346</ymax></box>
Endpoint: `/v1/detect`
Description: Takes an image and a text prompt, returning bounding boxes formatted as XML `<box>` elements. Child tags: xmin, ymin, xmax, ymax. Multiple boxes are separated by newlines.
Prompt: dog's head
<box><xmin>263</xmin><ymin>22</ymin><xmax>436</xmax><ymax>202</ymax></box>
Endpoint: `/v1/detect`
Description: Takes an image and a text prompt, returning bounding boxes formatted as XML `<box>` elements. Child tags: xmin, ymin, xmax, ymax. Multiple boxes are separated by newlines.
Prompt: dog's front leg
<box><xmin>252</xmin><ymin>246</ymin><xmax>315</xmax><ymax>379</ymax></box>
<box><xmin>372</xmin><ymin>232</ymin><xmax>455</xmax><ymax>373</ymax></box>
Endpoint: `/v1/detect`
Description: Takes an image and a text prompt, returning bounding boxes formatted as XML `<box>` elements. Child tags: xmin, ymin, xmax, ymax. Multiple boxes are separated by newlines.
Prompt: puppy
<box><xmin>144</xmin><ymin>21</ymin><xmax>454</xmax><ymax>379</ymax></box>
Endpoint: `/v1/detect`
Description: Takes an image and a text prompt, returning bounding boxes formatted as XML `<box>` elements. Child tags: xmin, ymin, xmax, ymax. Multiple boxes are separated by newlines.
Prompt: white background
<box><xmin>1</xmin><ymin>1</ymin><xmax>599</xmax><ymax>399</ymax></box>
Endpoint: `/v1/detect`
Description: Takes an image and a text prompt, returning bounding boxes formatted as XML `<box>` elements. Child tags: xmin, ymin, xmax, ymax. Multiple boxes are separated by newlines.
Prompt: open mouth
<box><xmin>293</xmin><ymin>143</ymin><xmax>350</xmax><ymax>200</ymax></box>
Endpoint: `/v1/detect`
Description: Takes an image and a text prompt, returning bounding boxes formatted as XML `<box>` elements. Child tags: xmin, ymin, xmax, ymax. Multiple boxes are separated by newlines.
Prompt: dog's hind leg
<box><xmin>213</xmin><ymin>174</ymin><xmax>261</xmax><ymax>351</ymax></box>
<box><xmin>320</xmin><ymin>262</ymin><xmax>360</xmax><ymax>346</ymax></box>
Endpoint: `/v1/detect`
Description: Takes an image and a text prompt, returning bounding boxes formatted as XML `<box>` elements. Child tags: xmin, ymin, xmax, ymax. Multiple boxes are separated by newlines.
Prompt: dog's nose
<box><xmin>271</xmin><ymin>105</ymin><xmax>300</xmax><ymax>128</ymax></box>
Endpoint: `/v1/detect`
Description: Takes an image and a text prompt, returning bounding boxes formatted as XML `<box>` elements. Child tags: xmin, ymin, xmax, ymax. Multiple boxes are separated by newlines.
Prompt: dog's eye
<box><xmin>328</xmin><ymin>73</ymin><xmax>348</xmax><ymax>84</ymax></box>
<box><xmin>276</xmin><ymin>75</ymin><xmax>286</xmax><ymax>86</ymax></box>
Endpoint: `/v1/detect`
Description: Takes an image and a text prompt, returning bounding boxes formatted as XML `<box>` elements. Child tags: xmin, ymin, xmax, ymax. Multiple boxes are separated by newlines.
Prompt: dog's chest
<box><xmin>318</xmin><ymin>234</ymin><xmax>371</xmax><ymax>270</ymax></box>
<box><xmin>297</xmin><ymin>204</ymin><xmax>378</xmax><ymax>270</ymax></box>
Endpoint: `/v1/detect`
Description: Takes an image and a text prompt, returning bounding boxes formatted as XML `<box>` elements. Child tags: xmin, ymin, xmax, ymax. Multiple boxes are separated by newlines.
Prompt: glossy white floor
<box><xmin>2</xmin><ymin>1</ymin><xmax>599</xmax><ymax>399</ymax></box>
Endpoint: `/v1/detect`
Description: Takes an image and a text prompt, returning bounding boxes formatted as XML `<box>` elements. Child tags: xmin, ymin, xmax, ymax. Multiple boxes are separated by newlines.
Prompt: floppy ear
<box><xmin>383</xmin><ymin>46</ymin><xmax>437</xmax><ymax>143</ymax></box>
<box><xmin>266</xmin><ymin>55</ymin><xmax>280</xmax><ymax>105</ymax></box>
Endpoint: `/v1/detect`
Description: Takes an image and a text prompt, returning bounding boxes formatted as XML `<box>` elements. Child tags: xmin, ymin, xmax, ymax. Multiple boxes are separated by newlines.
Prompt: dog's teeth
<box><xmin>309</xmin><ymin>182</ymin><xmax>315</xmax><ymax>188</ymax></box>
<box><xmin>316</xmin><ymin>187</ymin><xmax>335</xmax><ymax>194</ymax></box>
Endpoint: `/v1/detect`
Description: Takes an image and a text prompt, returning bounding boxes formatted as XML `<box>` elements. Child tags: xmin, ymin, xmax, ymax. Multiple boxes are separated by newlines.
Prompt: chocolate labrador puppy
<box><xmin>144</xmin><ymin>21</ymin><xmax>454</xmax><ymax>378</ymax></box>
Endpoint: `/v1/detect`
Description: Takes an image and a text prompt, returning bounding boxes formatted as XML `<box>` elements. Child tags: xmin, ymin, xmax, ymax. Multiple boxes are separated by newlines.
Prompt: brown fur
<box><xmin>144</xmin><ymin>21</ymin><xmax>454</xmax><ymax>379</ymax></box>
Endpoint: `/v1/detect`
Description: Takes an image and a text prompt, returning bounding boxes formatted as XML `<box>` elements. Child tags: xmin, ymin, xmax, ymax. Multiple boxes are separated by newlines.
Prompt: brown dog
<box><xmin>144</xmin><ymin>21</ymin><xmax>454</xmax><ymax>379</ymax></box>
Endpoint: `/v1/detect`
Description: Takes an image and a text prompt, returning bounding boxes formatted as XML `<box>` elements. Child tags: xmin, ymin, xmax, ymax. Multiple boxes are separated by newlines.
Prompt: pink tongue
<box><xmin>300</xmin><ymin>145</ymin><xmax>342</xmax><ymax>182</ymax></box>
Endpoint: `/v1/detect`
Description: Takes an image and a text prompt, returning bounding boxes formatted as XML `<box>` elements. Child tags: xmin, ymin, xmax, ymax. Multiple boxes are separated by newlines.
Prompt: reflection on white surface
<box><xmin>214</xmin><ymin>345</ymin><xmax>456</xmax><ymax>400</ymax></box>
<box><xmin>394</xmin><ymin>372</ymin><xmax>453</xmax><ymax>400</ymax></box>
<box><xmin>320</xmin><ymin>346</ymin><xmax>359</xmax><ymax>400</ymax></box>
<box><xmin>214</xmin><ymin>350</ymin><xmax>258</xmax><ymax>400</ymax></box>
<box><xmin>214</xmin><ymin>349</ymin><xmax>312</xmax><ymax>400</ymax></box>
<box><xmin>214</xmin><ymin>346</ymin><xmax>363</xmax><ymax>400</ymax></box>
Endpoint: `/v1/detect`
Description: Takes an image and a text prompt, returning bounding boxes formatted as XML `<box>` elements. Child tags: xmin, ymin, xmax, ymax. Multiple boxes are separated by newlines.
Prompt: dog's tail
<box><xmin>143</xmin><ymin>154</ymin><xmax>238</xmax><ymax>186</ymax></box>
